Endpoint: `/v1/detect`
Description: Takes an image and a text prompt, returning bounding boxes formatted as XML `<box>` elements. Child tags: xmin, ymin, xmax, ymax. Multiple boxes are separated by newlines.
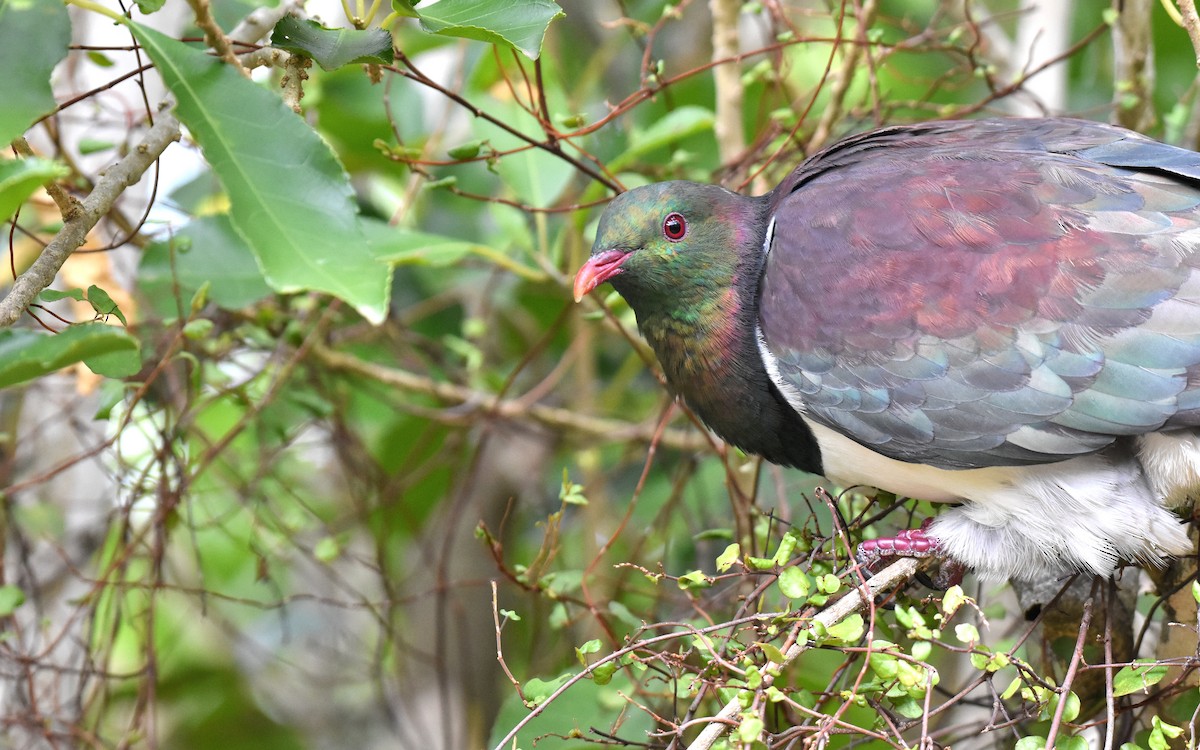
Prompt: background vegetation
<box><xmin>2</xmin><ymin>0</ymin><xmax>1199</xmax><ymax>748</ymax></box>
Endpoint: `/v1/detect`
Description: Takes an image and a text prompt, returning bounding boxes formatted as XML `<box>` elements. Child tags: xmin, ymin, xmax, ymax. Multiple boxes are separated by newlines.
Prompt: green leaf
<box><xmin>894</xmin><ymin>605</ymin><xmax>923</xmax><ymax>630</ymax></box>
<box><xmin>825</xmin><ymin>614</ymin><xmax>864</xmax><ymax>644</ymax></box>
<box><xmin>558</xmin><ymin>468</ymin><xmax>587</xmax><ymax>505</ymax></box>
<box><xmin>86</xmin><ymin>50</ymin><xmax>114</xmax><ymax>68</ymax></box>
<box><xmin>522</xmin><ymin>673</ymin><xmax>571</xmax><ymax>707</ymax></box>
<box><xmin>133</xmin><ymin>0</ymin><xmax>166</xmax><ymax>13</ymax></box>
<box><xmin>0</xmin><ymin>585</ymin><xmax>25</xmax><ymax>616</ymax></box>
<box><xmin>954</xmin><ymin>623</ymin><xmax>979</xmax><ymax>644</ymax></box>
<box><xmin>758</xmin><ymin>641</ymin><xmax>786</xmax><ymax>664</ymax></box>
<box><xmin>776</xmin><ymin>567</ymin><xmax>810</xmax><ymax>601</ymax></box>
<box><xmin>140</xmin><ymin>216</ymin><xmax>272</xmax><ymax>314</ymax></box>
<box><xmin>745</xmin><ymin>555</ymin><xmax>775</xmax><ymax>571</ymax></box>
<box><xmin>1113</xmin><ymin>660</ymin><xmax>1170</xmax><ymax>697</ymax></box>
<box><xmin>391</xmin><ymin>0</ymin><xmax>420</xmax><ymax>18</ymax></box>
<box><xmin>0</xmin><ymin>158</ymin><xmax>68</xmax><ymax>224</ymax></box>
<box><xmin>0</xmin><ymin>0</ymin><xmax>70</xmax><ymax>145</ymax></box>
<box><xmin>363</xmin><ymin>219</ymin><xmax>547</xmax><ymax>281</ymax></box>
<box><xmin>909</xmin><ymin>640</ymin><xmax>932</xmax><ymax>662</ymax></box>
<box><xmin>1014</xmin><ymin>737</ymin><xmax>1046</xmax><ymax>750</ymax></box>
<box><xmin>941</xmin><ymin>585</ymin><xmax>967</xmax><ymax>617</ymax></box>
<box><xmin>816</xmin><ymin>573</ymin><xmax>840</xmax><ymax>594</ymax></box>
<box><xmin>715</xmin><ymin>543</ymin><xmax>740</xmax><ymax>572</ymax></box>
<box><xmin>889</xmin><ymin>695</ymin><xmax>924</xmax><ymax>719</ymax></box>
<box><xmin>676</xmin><ymin>570</ymin><xmax>712</xmax><ymax>590</ymax></box>
<box><xmin>473</xmin><ymin>98</ymin><xmax>574</xmax><ymax>209</ymax></box>
<box><xmin>86</xmin><ymin>285</ymin><xmax>127</xmax><ymax>326</ymax></box>
<box><xmin>981</xmin><ymin>652</ymin><xmax>1010</xmax><ymax>672</ymax></box>
<box><xmin>37</xmin><ymin>288</ymin><xmax>86</xmax><ymax>303</ymax></box>
<box><xmin>869</xmin><ymin>651</ymin><xmax>898</xmax><ymax>680</ymax></box>
<box><xmin>0</xmin><ymin>323</ymin><xmax>140</xmax><ymax>388</ymax></box>
<box><xmin>591</xmin><ymin>661</ymin><xmax>616</xmax><ymax>685</ymax></box>
<box><xmin>270</xmin><ymin>15</ymin><xmax>394</xmax><ymax>70</ymax></box>
<box><xmin>1150</xmin><ymin>717</ymin><xmax>1184</xmax><ymax>750</ymax></box>
<box><xmin>575</xmin><ymin>638</ymin><xmax>601</xmax><ymax>666</ymax></box>
<box><xmin>1057</xmin><ymin>736</ymin><xmax>1088</xmax><ymax>750</ymax></box>
<box><xmin>128</xmin><ymin>23</ymin><xmax>391</xmax><ymax>324</ymax></box>
<box><xmin>447</xmin><ymin>139</ymin><xmax>485</xmax><ymax>160</ymax></box>
<box><xmin>611</xmin><ymin>106</ymin><xmax>715</xmax><ymax>171</ymax></box>
<box><xmin>182</xmin><ymin>319</ymin><xmax>213</xmax><ymax>340</ymax></box>
<box><xmin>1153</xmin><ymin>716</ymin><xmax>1183</xmax><ymax>739</ymax></box>
<box><xmin>416</xmin><ymin>0</ymin><xmax>564</xmax><ymax>60</ymax></box>
<box><xmin>1002</xmin><ymin>676</ymin><xmax>1023</xmax><ymax>700</ymax></box>
<box><xmin>313</xmin><ymin>536</ymin><xmax>341</xmax><ymax>562</ymax></box>
<box><xmin>1058</xmin><ymin>691</ymin><xmax>1080</xmax><ymax>723</ymax></box>
<box><xmin>771</xmin><ymin>529</ymin><xmax>800</xmax><ymax>564</ymax></box>
<box><xmin>736</xmin><ymin>713</ymin><xmax>763</xmax><ymax>744</ymax></box>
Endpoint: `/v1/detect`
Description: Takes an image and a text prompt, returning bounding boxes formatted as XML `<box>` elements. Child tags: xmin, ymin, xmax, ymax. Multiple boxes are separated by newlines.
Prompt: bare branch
<box><xmin>9</xmin><ymin>137</ymin><xmax>77</xmax><ymax>218</ymax></box>
<box><xmin>709</xmin><ymin>0</ymin><xmax>745</xmax><ymax>165</ymax></box>
<box><xmin>1179</xmin><ymin>0</ymin><xmax>1200</xmax><ymax>68</ymax></box>
<box><xmin>1112</xmin><ymin>0</ymin><xmax>1157</xmax><ymax>131</ymax></box>
<box><xmin>809</xmin><ymin>0</ymin><xmax>879</xmax><ymax>150</ymax></box>
<box><xmin>0</xmin><ymin>114</ymin><xmax>181</xmax><ymax>328</ymax></box>
<box><xmin>185</xmin><ymin>0</ymin><xmax>246</xmax><ymax>72</ymax></box>
<box><xmin>311</xmin><ymin>344</ymin><xmax>710</xmax><ymax>451</ymax></box>
<box><xmin>228</xmin><ymin>0</ymin><xmax>303</xmax><ymax>45</ymax></box>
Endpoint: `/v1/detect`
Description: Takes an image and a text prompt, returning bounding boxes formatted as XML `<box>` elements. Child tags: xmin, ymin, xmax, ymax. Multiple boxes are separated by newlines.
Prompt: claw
<box><xmin>855</xmin><ymin>519</ymin><xmax>965</xmax><ymax>589</ymax></box>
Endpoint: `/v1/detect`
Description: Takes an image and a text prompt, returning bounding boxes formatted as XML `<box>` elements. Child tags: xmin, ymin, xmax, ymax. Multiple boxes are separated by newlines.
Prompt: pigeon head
<box><xmin>574</xmin><ymin>181</ymin><xmax>766</xmax><ymax>310</ymax></box>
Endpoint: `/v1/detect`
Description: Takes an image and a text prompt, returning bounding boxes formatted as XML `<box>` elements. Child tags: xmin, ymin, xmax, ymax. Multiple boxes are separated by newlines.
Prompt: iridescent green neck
<box><xmin>611</xmin><ymin>203</ymin><xmax>822</xmax><ymax>474</ymax></box>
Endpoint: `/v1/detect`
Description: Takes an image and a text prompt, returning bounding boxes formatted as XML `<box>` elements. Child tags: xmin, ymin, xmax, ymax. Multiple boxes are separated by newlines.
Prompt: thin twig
<box><xmin>9</xmin><ymin>138</ymin><xmax>78</xmax><ymax>219</ymax></box>
<box><xmin>0</xmin><ymin>114</ymin><xmax>180</xmax><ymax>328</ymax></box>
<box><xmin>1104</xmin><ymin>579</ymin><xmax>1116</xmax><ymax>750</ymax></box>
<box><xmin>1044</xmin><ymin>587</ymin><xmax>1096</xmax><ymax>750</ymax></box>
<box><xmin>185</xmin><ymin>0</ymin><xmax>246</xmax><ymax>72</ymax></box>
<box><xmin>808</xmin><ymin>0</ymin><xmax>879</xmax><ymax>150</ymax></box>
<box><xmin>491</xmin><ymin>581</ymin><xmax>524</xmax><ymax>701</ymax></box>
<box><xmin>1179</xmin><ymin>0</ymin><xmax>1200</xmax><ymax>67</ymax></box>
<box><xmin>685</xmin><ymin>557</ymin><xmax>928</xmax><ymax>750</ymax></box>
<box><xmin>310</xmin><ymin>344</ymin><xmax>709</xmax><ymax>452</ymax></box>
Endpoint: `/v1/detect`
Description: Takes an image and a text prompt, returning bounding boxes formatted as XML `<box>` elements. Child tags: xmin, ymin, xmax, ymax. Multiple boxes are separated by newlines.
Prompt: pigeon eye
<box><xmin>663</xmin><ymin>213</ymin><xmax>687</xmax><ymax>241</ymax></box>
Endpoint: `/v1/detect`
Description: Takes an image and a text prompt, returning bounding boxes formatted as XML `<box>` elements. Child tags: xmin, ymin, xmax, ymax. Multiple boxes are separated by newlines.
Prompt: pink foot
<box><xmin>855</xmin><ymin>519</ymin><xmax>965</xmax><ymax>589</ymax></box>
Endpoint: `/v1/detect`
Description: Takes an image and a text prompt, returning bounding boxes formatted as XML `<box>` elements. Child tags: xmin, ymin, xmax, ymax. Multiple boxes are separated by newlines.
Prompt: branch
<box><xmin>1043</xmin><ymin>592</ymin><xmax>1095</xmax><ymax>750</ymax></box>
<box><xmin>1111</xmin><ymin>0</ymin><xmax>1156</xmax><ymax>132</ymax></box>
<box><xmin>709</xmin><ymin>0</ymin><xmax>745</xmax><ymax>165</ymax></box>
<box><xmin>10</xmin><ymin>137</ymin><xmax>76</xmax><ymax>217</ymax></box>
<box><xmin>1008</xmin><ymin>0</ymin><xmax>1072</xmax><ymax>115</ymax></box>
<box><xmin>808</xmin><ymin>0</ymin><xmax>879</xmax><ymax>150</ymax></box>
<box><xmin>0</xmin><ymin>113</ymin><xmax>181</xmax><ymax>328</ymax></box>
<box><xmin>685</xmin><ymin>557</ymin><xmax>927</xmax><ymax>750</ymax></box>
<box><xmin>185</xmin><ymin>0</ymin><xmax>245</xmax><ymax>72</ymax></box>
<box><xmin>228</xmin><ymin>0</ymin><xmax>303</xmax><ymax>44</ymax></box>
<box><xmin>1179</xmin><ymin>0</ymin><xmax>1200</xmax><ymax>68</ymax></box>
<box><xmin>310</xmin><ymin>344</ymin><xmax>709</xmax><ymax>451</ymax></box>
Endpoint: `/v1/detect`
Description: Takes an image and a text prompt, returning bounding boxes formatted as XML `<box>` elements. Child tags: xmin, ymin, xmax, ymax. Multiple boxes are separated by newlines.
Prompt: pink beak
<box><xmin>573</xmin><ymin>249</ymin><xmax>629</xmax><ymax>302</ymax></box>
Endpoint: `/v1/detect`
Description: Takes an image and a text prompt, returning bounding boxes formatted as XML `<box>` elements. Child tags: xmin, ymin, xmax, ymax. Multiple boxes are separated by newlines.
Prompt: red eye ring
<box><xmin>663</xmin><ymin>212</ymin><xmax>687</xmax><ymax>241</ymax></box>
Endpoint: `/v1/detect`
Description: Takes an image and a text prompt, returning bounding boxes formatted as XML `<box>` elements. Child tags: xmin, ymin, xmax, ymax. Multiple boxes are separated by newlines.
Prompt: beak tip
<box><xmin>573</xmin><ymin>249</ymin><xmax>627</xmax><ymax>304</ymax></box>
<box><xmin>572</xmin><ymin>273</ymin><xmax>591</xmax><ymax>303</ymax></box>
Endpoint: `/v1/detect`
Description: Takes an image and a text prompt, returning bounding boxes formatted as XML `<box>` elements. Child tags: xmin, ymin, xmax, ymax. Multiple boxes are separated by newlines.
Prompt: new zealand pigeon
<box><xmin>574</xmin><ymin>117</ymin><xmax>1200</xmax><ymax>581</ymax></box>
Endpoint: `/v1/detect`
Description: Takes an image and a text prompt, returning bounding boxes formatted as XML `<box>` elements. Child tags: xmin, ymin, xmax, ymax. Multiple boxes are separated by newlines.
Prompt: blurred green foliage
<box><xmin>0</xmin><ymin>0</ymin><xmax>1198</xmax><ymax>748</ymax></box>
